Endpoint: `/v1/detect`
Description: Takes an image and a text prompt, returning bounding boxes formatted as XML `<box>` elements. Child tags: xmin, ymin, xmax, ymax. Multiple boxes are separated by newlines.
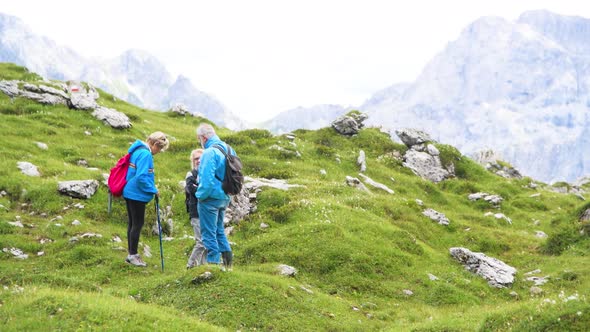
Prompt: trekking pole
<box><xmin>155</xmin><ymin>195</ymin><xmax>165</xmax><ymax>272</ymax></box>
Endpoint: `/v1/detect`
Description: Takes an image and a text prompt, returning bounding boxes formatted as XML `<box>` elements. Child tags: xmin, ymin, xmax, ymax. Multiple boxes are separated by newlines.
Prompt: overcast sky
<box><xmin>2</xmin><ymin>1</ymin><xmax>588</xmax><ymax>122</ymax></box>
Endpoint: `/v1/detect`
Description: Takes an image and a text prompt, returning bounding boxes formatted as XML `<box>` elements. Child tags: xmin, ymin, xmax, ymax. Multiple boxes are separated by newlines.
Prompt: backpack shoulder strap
<box><xmin>212</xmin><ymin>144</ymin><xmax>229</xmax><ymax>158</ymax></box>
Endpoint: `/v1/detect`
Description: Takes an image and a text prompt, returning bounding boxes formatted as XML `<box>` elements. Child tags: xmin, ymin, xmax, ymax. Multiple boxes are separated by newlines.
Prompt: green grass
<box><xmin>1</xmin><ymin>62</ymin><xmax>589</xmax><ymax>331</ymax></box>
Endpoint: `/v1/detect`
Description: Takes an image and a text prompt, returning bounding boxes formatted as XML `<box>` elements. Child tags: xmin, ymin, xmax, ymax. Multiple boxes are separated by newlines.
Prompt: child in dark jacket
<box><xmin>186</xmin><ymin>149</ymin><xmax>206</xmax><ymax>268</ymax></box>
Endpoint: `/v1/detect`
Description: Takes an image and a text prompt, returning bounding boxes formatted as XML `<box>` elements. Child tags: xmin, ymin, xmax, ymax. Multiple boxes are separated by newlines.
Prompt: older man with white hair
<box><xmin>194</xmin><ymin>123</ymin><xmax>234</xmax><ymax>270</ymax></box>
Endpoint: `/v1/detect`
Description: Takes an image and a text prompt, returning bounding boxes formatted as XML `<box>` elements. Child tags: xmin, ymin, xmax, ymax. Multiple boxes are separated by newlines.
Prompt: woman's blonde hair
<box><xmin>190</xmin><ymin>148</ymin><xmax>204</xmax><ymax>168</ymax></box>
<box><xmin>147</xmin><ymin>131</ymin><xmax>169</xmax><ymax>151</ymax></box>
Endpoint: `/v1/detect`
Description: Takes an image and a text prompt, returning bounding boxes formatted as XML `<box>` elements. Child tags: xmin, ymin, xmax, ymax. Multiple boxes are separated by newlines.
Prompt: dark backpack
<box><xmin>107</xmin><ymin>146</ymin><xmax>148</xmax><ymax>197</ymax></box>
<box><xmin>213</xmin><ymin>144</ymin><xmax>244</xmax><ymax>195</ymax></box>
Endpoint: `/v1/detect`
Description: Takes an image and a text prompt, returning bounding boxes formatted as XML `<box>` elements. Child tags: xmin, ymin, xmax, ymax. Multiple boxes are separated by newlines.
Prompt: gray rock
<box><xmin>357</xmin><ymin>150</ymin><xmax>367</xmax><ymax>173</ymax></box>
<box><xmin>468</xmin><ymin>192</ymin><xmax>503</xmax><ymax>205</ymax></box>
<box><xmin>57</xmin><ymin>180</ymin><xmax>99</xmax><ymax>199</ymax></box>
<box><xmin>530</xmin><ymin>286</ymin><xmax>543</xmax><ymax>296</ymax></box>
<box><xmin>403</xmin><ymin>150</ymin><xmax>452</xmax><ymax>183</ymax></box>
<box><xmin>68</xmin><ymin>83</ymin><xmax>99</xmax><ymax>110</ymax></box>
<box><xmin>535</xmin><ymin>231</ymin><xmax>548</xmax><ymax>238</ymax></box>
<box><xmin>526</xmin><ymin>276</ymin><xmax>549</xmax><ymax>286</ymax></box>
<box><xmin>422</xmin><ymin>208</ymin><xmax>450</xmax><ymax>226</ymax></box>
<box><xmin>449</xmin><ymin>247</ymin><xmax>517</xmax><ymax>288</ymax></box>
<box><xmin>403</xmin><ymin>289</ymin><xmax>414</xmax><ymax>296</ymax></box>
<box><xmin>395</xmin><ymin>128</ymin><xmax>433</xmax><ymax>147</ymax></box>
<box><xmin>580</xmin><ymin>208</ymin><xmax>590</xmax><ymax>222</ymax></box>
<box><xmin>346</xmin><ymin>176</ymin><xmax>370</xmax><ymax>192</ymax></box>
<box><xmin>170</xmin><ymin>103</ymin><xmax>189</xmax><ymax>115</ymax></box>
<box><xmin>358</xmin><ymin>173</ymin><xmax>394</xmax><ymax>194</ymax></box>
<box><xmin>35</xmin><ymin>142</ymin><xmax>48</xmax><ymax>150</ymax></box>
<box><xmin>278</xmin><ymin>264</ymin><xmax>298</xmax><ymax>276</ymax></box>
<box><xmin>2</xmin><ymin>247</ymin><xmax>28</xmax><ymax>259</ymax></box>
<box><xmin>20</xmin><ymin>90</ymin><xmax>68</xmax><ymax>105</ymax></box>
<box><xmin>426</xmin><ymin>144</ymin><xmax>440</xmax><ymax>156</ymax></box>
<box><xmin>92</xmin><ymin>106</ymin><xmax>132</xmax><ymax>129</ymax></box>
<box><xmin>331</xmin><ymin>112</ymin><xmax>368</xmax><ymax>136</ymax></box>
<box><xmin>0</xmin><ymin>80</ymin><xmax>19</xmax><ymax>97</ymax></box>
<box><xmin>17</xmin><ymin>161</ymin><xmax>41</xmax><ymax>177</ymax></box>
<box><xmin>260</xmin><ymin>222</ymin><xmax>269</xmax><ymax>229</ymax></box>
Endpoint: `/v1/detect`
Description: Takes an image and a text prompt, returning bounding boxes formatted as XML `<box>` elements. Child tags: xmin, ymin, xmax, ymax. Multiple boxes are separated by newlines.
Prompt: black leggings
<box><xmin>125</xmin><ymin>198</ymin><xmax>147</xmax><ymax>255</ymax></box>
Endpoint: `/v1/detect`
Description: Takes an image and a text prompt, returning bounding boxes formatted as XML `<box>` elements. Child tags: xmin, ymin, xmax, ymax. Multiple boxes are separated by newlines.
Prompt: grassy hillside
<box><xmin>1</xmin><ymin>62</ymin><xmax>589</xmax><ymax>331</ymax></box>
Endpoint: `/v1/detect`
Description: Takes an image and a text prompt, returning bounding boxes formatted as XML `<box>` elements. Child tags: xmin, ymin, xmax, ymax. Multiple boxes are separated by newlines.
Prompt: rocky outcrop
<box><xmin>396</xmin><ymin>129</ymin><xmax>454</xmax><ymax>183</ymax></box>
<box><xmin>449</xmin><ymin>247</ymin><xmax>517</xmax><ymax>288</ymax></box>
<box><xmin>331</xmin><ymin>112</ymin><xmax>368</xmax><ymax>136</ymax></box>
<box><xmin>473</xmin><ymin>150</ymin><xmax>523</xmax><ymax>179</ymax></box>
<box><xmin>57</xmin><ymin>180</ymin><xmax>99</xmax><ymax>199</ymax></box>
<box><xmin>170</xmin><ymin>103</ymin><xmax>189</xmax><ymax>115</ymax></box>
<box><xmin>0</xmin><ymin>79</ymin><xmax>131</xmax><ymax>129</ymax></box>
<box><xmin>358</xmin><ymin>173</ymin><xmax>394</xmax><ymax>194</ymax></box>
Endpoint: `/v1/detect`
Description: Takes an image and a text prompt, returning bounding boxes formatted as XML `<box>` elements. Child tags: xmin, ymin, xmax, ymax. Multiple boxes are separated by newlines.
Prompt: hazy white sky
<box><xmin>2</xmin><ymin>1</ymin><xmax>588</xmax><ymax>122</ymax></box>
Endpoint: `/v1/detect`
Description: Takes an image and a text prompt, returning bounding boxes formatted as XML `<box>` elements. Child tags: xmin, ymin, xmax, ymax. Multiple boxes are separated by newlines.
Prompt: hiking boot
<box><xmin>222</xmin><ymin>251</ymin><xmax>233</xmax><ymax>271</ymax></box>
<box><xmin>126</xmin><ymin>254</ymin><xmax>147</xmax><ymax>267</ymax></box>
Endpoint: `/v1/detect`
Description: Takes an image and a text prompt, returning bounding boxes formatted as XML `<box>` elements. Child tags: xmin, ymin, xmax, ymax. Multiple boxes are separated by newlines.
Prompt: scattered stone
<box><xmin>80</xmin><ymin>233</ymin><xmax>102</xmax><ymax>239</ymax></box>
<box><xmin>530</xmin><ymin>193</ymin><xmax>541</xmax><ymax>198</ymax></box>
<box><xmin>244</xmin><ymin>176</ymin><xmax>304</xmax><ymax>191</ymax></box>
<box><xmin>510</xmin><ymin>291</ymin><xmax>519</xmax><ymax>298</ymax></box>
<box><xmin>357</xmin><ymin>150</ymin><xmax>366</xmax><ymax>173</ymax></box>
<box><xmin>492</xmin><ymin>213</ymin><xmax>512</xmax><ymax>224</ymax></box>
<box><xmin>535</xmin><ymin>231</ymin><xmax>548</xmax><ymax>239</ymax></box>
<box><xmin>428</xmin><ymin>273</ymin><xmax>439</xmax><ymax>281</ymax></box>
<box><xmin>35</xmin><ymin>142</ymin><xmax>48</xmax><ymax>150</ymax></box>
<box><xmin>57</xmin><ymin>180</ymin><xmax>99</xmax><ymax>199</ymax></box>
<box><xmin>39</xmin><ymin>238</ymin><xmax>53</xmax><ymax>244</ymax></box>
<box><xmin>192</xmin><ymin>271</ymin><xmax>214</xmax><ymax>285</ymax></box>
<box><xmin>278</xmin><ymin>264</ymin><xmax>298</xmax><ymax>277</ymax></box>
<box><xmin>77</xmin><ymin>159</ymin><xmax>88</xmax><ymax>167</ymax></box>
<box><xmin>422</xmin><ymin>208</ymin><xmax>450</xmax><ymax>226</ymax></box>
<box><xmin>84</xmin><ymin>130</ymin><xmax>92</xmax><ymax>136</ymax></box>
<box><xmin>71</xmin><ymin>220</ymin><xmax>81</xmax><ymax>226</ymax></box>
<box><xmin>260</xmin><ymin>222</ymin><xmax>269</xmax><ymax>229</ymax></box>
<box><xmin>346</xmin><ymin>176</ymin><xmax>370</xmax><ymax>192</ymax></box>
<box><xmin>526</xmin><ymin>276</ymin><xmax>549</xmax><ymax>286</ymax></box>
<box><xmin>415</xmin><ymin>199</ymin><xmax>424</xmax><ymax>206</ymax></box>
<box><xmin>358</xmin><ymin>173</ymin><xmax>394</xmax><ymax>194</ymax></box>
<box><xmin>468</xmin><ymin>192</ymin><xmax>503</xmax><ymax>205</ymax></box>
<box><xmin>37</xmin><ymin>251</ymin><xmax>44</xmax><ymax>256</ymax></box>
<box><xmin>524</xmin><ymin>269</ymin><xmax>542</xmax><ymax>276</ymax></box>
<box><xmin>3</xmin><ymin>247</ymin><xmax>28</xmax><ymax>259</ymax></box>
<box><xmin>8</xmin><ymin>221</ymin><xmax>23</xmax><ymax>228</ymax></box>
<box><xmin>300</xmin><ymin>286</ymin><xmax>314</xmax><ymax>294</ymax></box>
<box><xmin>449</xmin><ymin>247</ymin><xmax>517</xmax><ymax>288</ymax></box>
<box><xmin>403</xmin><ymin>289</ymin><xmax>414</xmax><ymax>296</ymax></box>
<box><xmin>319</xmin><ymin>169</ymin><xmax>327</xmax><ymax>176</ymax></box>
<box><xmin>530</xmin><ymin>286</ymin><xmax>543</xmax><ymax>296</ymax></box>
<box><xmin>17</xmin><ymin>161</ymin><xmax>41</xmax><ymax>177</ymax></box>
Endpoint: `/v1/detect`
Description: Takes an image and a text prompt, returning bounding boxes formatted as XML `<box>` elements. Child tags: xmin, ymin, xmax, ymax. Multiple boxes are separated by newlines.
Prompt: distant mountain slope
<box><xmin>361</xmin><ymin>10</ymin><xmax>590</xmax><ymax>183</ymax></box>
<box><xmin>260</xmin><ymin>104</ymin><xmax>350</xmax><ymax>133</ymax></box>
<box><xmin>0</xmin><ymin>12</ymin><xmax>243</xmax><ymax>129</ymax></box>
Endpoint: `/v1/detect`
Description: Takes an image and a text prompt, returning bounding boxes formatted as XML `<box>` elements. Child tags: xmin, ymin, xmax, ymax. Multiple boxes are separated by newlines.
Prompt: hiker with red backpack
<box><xmin>195</xmin><ymin>123</ymin><xmax>242</xmax><ymax>271</ymax></box>
<box><xmin>121</xmin><ymin>131</ymin><xmax>169</xmax><ymax>267</ymax></box>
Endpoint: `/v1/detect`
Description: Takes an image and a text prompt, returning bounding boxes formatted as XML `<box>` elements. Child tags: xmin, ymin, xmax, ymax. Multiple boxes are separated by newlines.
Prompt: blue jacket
<box><xmin>196</xmin><ymin>135</ymin><xmax>235</xmax><ymax>201</ymax></box>
<box><xmin>123</xmin><ymin>140</ymin><xmax>157</xmax><ymax>202</ymax></box>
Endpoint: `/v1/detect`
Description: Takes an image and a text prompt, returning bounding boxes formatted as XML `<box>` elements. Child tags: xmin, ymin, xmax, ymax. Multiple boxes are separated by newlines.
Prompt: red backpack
<box><xmin>107</xmin><ymin>146</ymin><xmax>147</xmax><ymax>196</ymax></box>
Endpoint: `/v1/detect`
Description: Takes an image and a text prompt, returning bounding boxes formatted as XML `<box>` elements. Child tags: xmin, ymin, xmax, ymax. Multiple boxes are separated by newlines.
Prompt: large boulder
<box><xmin>68</xmin><ymin>82</ymin><xmax>99</xmax><ymax>110</ymax></box>
<box><xmin>395</xmin><ymin>128</ymin><xmax>433</xmax><ymax>147</ymax></box>
<box><xmin>403</xmin><ymin>150</ymin><xmax>452</xmax><ymax>183</ymax></box>
<box><xmin>57</xmin><ymin>180</ymin><xmax>99</xmax><ymax>199</ymax></box>
<box><xmin>449</xmin><ymin>247</ymin><xmax>517</xmax><ymax>288</ymax></box>
<box><xmin>331</xmin><ymin>112</ymin><xmax>368</xmax><ymax>136</ymax></box>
